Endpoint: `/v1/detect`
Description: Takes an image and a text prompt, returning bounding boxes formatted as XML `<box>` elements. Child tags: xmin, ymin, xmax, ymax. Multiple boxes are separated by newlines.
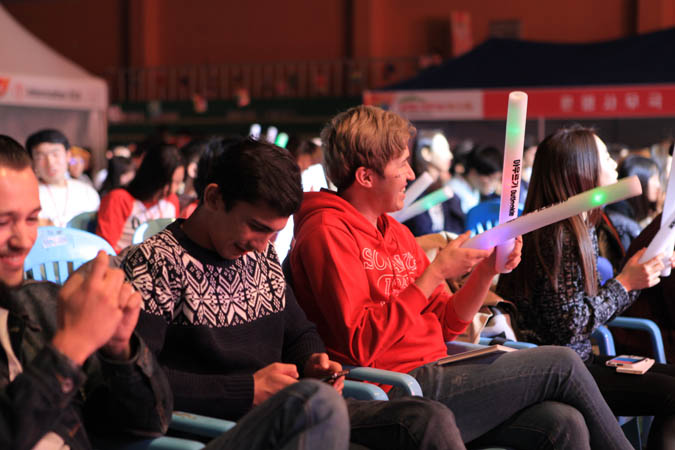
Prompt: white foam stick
<box><xmin>266</xmin><ymin>126</ymin><xmax>278</xmax><ymax>144</ymax></box>
<box><xmin>639</xmin><ymin>208</ymin><xmax>675</xmax><ymax>264</ymax></box>
<box><xmin>249</xmin><ymin>123</ymin><xmax>261</xmax><ymax>140</ymax></box>
<box><xmin>497</xmin><ymin>92</ymin><xmax>528</xmax><ymax>273</ymax></box>
<box><xmin>403</xmin><ymin>171</ymin><xmax>434</xmax><ymax>208</ymax></box>
<box><xmin>462</xmin><ymin>176</ymin><xmax>642</xmax><ymax>250</ymax></box>
<box><xmin>391</xmin><ymin>186</ymin><xmax>453</xmax><ymax>223</ymax></box>
<box><xmin>660</xmin><ymin>155</ymin><xmax>675</xmax><ymax>276</ymax></box>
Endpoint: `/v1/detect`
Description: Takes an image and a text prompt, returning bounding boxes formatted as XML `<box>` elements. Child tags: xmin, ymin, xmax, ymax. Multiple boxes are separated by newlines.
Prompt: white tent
<box><xmin>0</xmin><ymin>4</ymin><xmax>108</xmax><ymax>171</ymax></box>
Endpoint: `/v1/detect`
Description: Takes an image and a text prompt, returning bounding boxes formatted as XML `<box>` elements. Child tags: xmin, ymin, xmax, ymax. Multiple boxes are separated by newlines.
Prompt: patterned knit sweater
<box><xmin>122</xmin><ymin>220</ymin><xmax>325</xmax><ymax>420</ymax></box>
<box><xmin>496</xmin><ymin>226</ymin><xmax>639</xmax><ymax>361</ymax></box>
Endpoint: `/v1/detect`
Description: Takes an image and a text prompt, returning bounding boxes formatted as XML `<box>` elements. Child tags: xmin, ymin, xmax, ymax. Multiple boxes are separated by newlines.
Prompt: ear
<box><xmin>203</xmin><ymin>183</ymin><xmax>224</xmax><ymax>210</ymax></box>
<box><xmin>354</xmin><ymin>166</ymin><xmax>374</xmax><ymax>188</ymax></box>
<box><xmin>420</xmin><ymin>146</ymin><xmax>432</xmax><ymax>163</ymax></box>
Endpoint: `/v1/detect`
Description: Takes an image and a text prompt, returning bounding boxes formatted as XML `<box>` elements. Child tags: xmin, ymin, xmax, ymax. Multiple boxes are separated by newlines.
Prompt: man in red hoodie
<box><xmin>289</xmin><ymin>105</ymin><xmax>633</xmax><ymax>450</ymax></box>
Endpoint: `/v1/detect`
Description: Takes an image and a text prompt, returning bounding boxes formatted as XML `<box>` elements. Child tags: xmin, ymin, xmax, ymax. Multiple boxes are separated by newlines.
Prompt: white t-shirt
<box><xmin>38</xmin><ymin>179</ymin><xmax>100</xmax><ymax>227</ymax></box>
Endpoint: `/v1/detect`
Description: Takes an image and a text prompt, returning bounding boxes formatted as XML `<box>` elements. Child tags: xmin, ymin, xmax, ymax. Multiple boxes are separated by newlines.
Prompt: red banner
<box><xmin>483</xmin><ymin>84</ymin><xmax>675</xmax><ymax>119</ymax></box>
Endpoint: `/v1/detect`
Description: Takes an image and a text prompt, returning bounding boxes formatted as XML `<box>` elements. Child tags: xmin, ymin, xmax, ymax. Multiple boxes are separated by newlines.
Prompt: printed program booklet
<box><xmin>436</xmin><ymin>345</ymin><xmax>517</xmax><ymax>365</ymax></box>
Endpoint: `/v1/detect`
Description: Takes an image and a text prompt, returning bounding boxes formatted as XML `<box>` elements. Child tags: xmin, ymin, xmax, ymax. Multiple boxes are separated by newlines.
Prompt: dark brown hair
<box><xmin>519</xmin><ymin>126</ymin><xmax>601</xmax><ymax>296</ymax></box>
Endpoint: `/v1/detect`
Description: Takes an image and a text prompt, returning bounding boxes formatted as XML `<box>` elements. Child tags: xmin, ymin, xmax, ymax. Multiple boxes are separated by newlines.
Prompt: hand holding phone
<box><xmin>321</xmin><ymin>369</ymin><xmax>350</xmax><ymax>384</ymax></box>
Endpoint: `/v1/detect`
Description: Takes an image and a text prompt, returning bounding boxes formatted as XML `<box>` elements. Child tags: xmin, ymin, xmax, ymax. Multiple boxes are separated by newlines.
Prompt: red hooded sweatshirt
<box><xmin>290</xmin><ymin>190</ymin><xmax>470</xmax><ymax>375</ymax></box>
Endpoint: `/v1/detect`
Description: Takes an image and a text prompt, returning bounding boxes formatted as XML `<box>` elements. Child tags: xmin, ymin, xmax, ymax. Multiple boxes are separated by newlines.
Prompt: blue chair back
<box><xmin>466</xmin><ymin>199</ymin><xmax>523</xmax><ymax>236</ymax></box>
<box><xmin>24</xmin><ymin>226</ymin><xmax>116</xmax><ymax>284</ymax></box>
<box><xmin>66</xmin><ymin>211</ymin><xmax>98</xmax><ymax>233</ymax></box>
<box><xmin>132</xmin><ymin>218</ymin><xmax>175</xmax><ymax>244</ymax></box>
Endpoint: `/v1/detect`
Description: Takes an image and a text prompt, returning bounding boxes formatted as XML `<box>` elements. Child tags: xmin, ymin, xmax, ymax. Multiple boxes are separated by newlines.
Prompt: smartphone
<box><xmin>605</xmin><ymin>355</ymin><xmax>647</xmax><ymax>367</ymax></box>
<box><xmin>321</xmin><ymin>369</ymin><xmax>350</xmax><ymax>384</ymax></box>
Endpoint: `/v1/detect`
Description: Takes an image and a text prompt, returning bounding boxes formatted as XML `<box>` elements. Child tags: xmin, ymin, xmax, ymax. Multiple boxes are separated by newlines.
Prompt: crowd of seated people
<box><xmin>1</xmin><ymin>106</ymin><xmax>674</xmax><ymax>449</ymax></box>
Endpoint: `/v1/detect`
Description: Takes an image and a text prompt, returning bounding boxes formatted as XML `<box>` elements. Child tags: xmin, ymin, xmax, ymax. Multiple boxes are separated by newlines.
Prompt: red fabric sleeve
<box><xmin>96</xmin><ymin>189</ymin><xmax>134</xmax><ymax>253</ymax></box>
<box><xmin>292</xmin><ymin>223</ymin><xmax>432</xmax><ymax>367</ymax></box>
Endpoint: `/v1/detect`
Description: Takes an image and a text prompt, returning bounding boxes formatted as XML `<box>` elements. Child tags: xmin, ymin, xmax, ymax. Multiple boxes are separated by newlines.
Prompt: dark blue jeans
<box><xmin>389</xmin><ymin>346</ymin><xmax>632</xmax><ymax>450</ymax></box>
<box><xmin>205</xmin><ymin>379</ymin><xmax>349</xmax><ymax>450</ymax></box>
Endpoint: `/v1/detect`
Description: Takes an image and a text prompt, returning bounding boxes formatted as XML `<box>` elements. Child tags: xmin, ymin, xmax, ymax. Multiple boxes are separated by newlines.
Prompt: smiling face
<box><xmin>201</xmin><ymin>184</ymin><xmax>289</xmax><ymax>260</ymax></box>
<box><xmin>370</xmin><ymin>147</ymin><xmax>415</xmax><ymax>214</ymax></box>
<box><xmin>0</xmin><ymin>166</ymin><xmax>41</xmax><ymax>286</ymax></box>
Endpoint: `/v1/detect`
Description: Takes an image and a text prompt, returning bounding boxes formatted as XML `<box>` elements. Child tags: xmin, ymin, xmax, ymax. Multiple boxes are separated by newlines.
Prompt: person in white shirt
<box><xmin>25</xmin><ymin>129</ymin><xmax>100</xmax><ymax>227</ymax></box>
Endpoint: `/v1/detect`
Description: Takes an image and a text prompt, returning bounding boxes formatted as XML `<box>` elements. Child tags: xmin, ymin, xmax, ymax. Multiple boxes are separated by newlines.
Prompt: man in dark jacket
<box><xmin>0</xmin><ymin>134</ymin><xmax>172</xmax><ymax>449</ymax></box>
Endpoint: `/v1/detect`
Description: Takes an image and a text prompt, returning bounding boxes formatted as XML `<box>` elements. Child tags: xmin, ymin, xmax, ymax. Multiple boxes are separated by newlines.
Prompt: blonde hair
<box><xmin>321</xmin><ymin>105</ymin><xmax>416</xmax><ymax>190</ymax></box>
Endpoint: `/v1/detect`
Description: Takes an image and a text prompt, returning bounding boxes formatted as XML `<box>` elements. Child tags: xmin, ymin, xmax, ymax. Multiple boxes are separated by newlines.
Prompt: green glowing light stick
<box><xmin>463</xmin><ymin>176</ymin><xmax>642</xmax><ymax>250</ymax></box>
<box><xmin>391</xmin><ymin>186</ymin><xmax>453</xmax><ymax>223</ymax></box>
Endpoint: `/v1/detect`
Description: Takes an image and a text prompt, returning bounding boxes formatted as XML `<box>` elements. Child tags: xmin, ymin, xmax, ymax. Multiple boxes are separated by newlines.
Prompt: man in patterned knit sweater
<box><xmin>122</xmin><ymin>137</ymin><xmax>466</xmax><ymax>450</ymax></box>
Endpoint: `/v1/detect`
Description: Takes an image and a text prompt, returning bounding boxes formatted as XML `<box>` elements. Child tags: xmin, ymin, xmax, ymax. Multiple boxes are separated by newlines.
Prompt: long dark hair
<box><xmin>518</xmin><ymin>126</ymin><xmax>601</xmax><ymax>296</ymax></box>
<box><xmin>100</xmin><ymin>156</ymin><xmax>135</xmax><ymax>197</ymax></box>
<box><xmin>125</xmin><ymin>143</ymin><xmax>183</xmax><ymax>202</ymax></box>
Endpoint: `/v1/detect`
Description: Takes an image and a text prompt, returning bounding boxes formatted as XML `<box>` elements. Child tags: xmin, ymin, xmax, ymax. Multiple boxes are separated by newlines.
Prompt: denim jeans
<box><xmin>388</xmin><ymin>346</ymin><xmax>632</xmax><ymax>450</ymax></box>
<box><xmin>205</xmin><ymin>379</ymin><xmax>349</xmax><ymax>450</ymax></box>
<box><xmin>346</xmin><ymin>396</ymin><xmax>466</xmax><ymax>450</ymax></box>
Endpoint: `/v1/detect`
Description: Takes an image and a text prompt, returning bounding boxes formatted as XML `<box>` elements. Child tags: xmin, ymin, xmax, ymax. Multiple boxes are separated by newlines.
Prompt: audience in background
<box><xmin>178</xmin><ymin>138</ymin><xmax>210</xmax><ymax>218</ymax></box>
<box><xmin>96</xmin><ymin>143</ymin><xmax>183</xmax><ymax>252</ymax></box>
<box><xmin>68</xmin><ymin>145</ymin><xmax>94</xmax><ymax>186</ymax></box>
<box><xmin>98</xmin><ymin>155</ymin><xmax>136</xmax><ymax>198</ymax></box>
<box><xmin>25</xmin><ymin>129</ymin><xmax>100</xmax><ymax>227</ymax></box>
<box><xmin>497</xmin><ymin>126</ymin><xmax>675</xmax><ymax>450</ymax></box>
<box><xmin>448</xmin><ymin>145</ymin><xmax>502</xmax><ymax>213</ymax></box>
<box><xmin>404</xmin><ymin>131</ymin><xmax>465</xmax><ymax>236</ymax></box>
<box><xmin>93</xmin><ymin>145</ymin><xmax>133</xmax><ymax>190</ymax></box>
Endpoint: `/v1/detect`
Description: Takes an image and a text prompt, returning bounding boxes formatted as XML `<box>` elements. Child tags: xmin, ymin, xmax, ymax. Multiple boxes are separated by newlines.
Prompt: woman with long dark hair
<box><xmin>497</xmin><ymin>126</ymin><xmax>675</xmax><ymax>450</ymax></box>
<box><xmin>96</xmin><ymin>143</ymin><xmax>184</xmax><ymax>252</ymax></box>
<box><xmin>98</xmin><ymin>156</ymin><xmax>136</xmax><ymax>198</ymax></box>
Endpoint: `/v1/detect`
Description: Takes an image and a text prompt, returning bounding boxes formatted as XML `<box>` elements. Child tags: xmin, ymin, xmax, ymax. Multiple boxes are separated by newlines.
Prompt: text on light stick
<box><xmin>462</xmin><ymin>176</ymin><xmax>642</xmax><ymax>250</ymax></box>
<box><xmin>660</xmin><ymin>155</ymin><xmax>675</xmax><ymax>276</ymax></box>
<box><xmin>496</xmin><ymin>91</ymin><xmax>528</xmax><ymax>273</ymax></box>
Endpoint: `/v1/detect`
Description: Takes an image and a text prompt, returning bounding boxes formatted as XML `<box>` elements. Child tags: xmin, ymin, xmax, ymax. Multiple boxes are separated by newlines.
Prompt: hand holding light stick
<box><xmin>659</xmin><ymin>155</ymin><xmax>675</xmax><ymax>276</ymax></box>
<box><xmin>462</xmin><ymin>176</ymin><xmax>642</xmax><ymax>250</ymax></box>
<box><xmin>391</xmin><ymin>186</ymin><xmax>453</xmax><ymax>223</ymax></box>
<box><xmin>639</xmin><ymin>208</ymin><xmax>675</xmax><ymax>264</ymax></box>
<box><xmin>496</xmin><ymin>91</ymin><xmax>528</xmax><ymax>273</ymax></box>
<box><xmin>403</xmin><ymin>171</ymin><xmax>434</xmax><ymax>208</ymax></box>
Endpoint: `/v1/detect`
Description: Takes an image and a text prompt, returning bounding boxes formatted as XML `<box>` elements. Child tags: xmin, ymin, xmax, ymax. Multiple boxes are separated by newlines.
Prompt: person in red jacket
<box><xmin>289</xmin><ymin>105</ymin><xmax>633</xmax><ymax>450</ymax></box>
<box><xmin>97</xmin><ymin>143</ymin><xmax>183</xmax><ymax>252</ymax></box>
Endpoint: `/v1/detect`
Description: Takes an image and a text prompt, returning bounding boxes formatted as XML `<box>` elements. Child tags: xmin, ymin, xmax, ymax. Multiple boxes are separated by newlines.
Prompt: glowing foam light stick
<box><xmin>266</xmin><ymin>126</ymin><xmax>279</xmax><ymax>144</ymax></box>
<box><xmin>659</xmin><ymin>155</ymin><xmax>675</xmax><ymax>276</ymax></box>
<box><xmin>403</xmin><ymin>171</ymin><xmax>434</xmax><ymax>208</ymax></box>
<box><xmin>249</xmin><ymin>123</ymin><xmax>261</xmax><ymax>140</ymax></box>
<box><xmin>462</xmin><ymin>176</ymin><xmax>642</xmax><ymax>250</ymax></box>
<box><xmin>639</xmin><ymin>208</ymin><xmax>675</xmax><ymax>265</ymax></box>
<box><xmin>275</xmin><ymin>132</ymin><xmax>289</xmax><ymax>148</ymax></box>
<box><xmin>391</xmin><ymin>186</ymin><xmax>453</xmax><ymax>223</ymax></box>
<box><xmin>497</xmin><ymin>91</ymin><xmax>528</xmax><ymax>273</ymax></box>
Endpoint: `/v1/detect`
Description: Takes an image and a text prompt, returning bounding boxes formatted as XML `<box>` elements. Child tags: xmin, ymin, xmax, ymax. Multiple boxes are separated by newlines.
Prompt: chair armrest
<box><xmin>171</xmin><ymin>411</ymin><xmax>236</xmax><ymax>438</ymax></box>
<box><xmin>344</xmin><ymin>366</ymin><xmax>423</xmax><ymax>396</ymax></box>
<box><xmin>607</xmin><ymin>317</ymin><xmax>666</xmax><ymax>363</ymax></box>
<box><xmin>591</xmin><ymin>325</ymin><xmax>616</xmax><ymax>356</ymax></box>
<box><xmin>343</xmin><ymin>379</ymin><xmax>388</xmax><ymax>400</ymax></box>
<box><xmin>92</xmin><ymin>436</ymin><xmax>205</xmax><ymax>450</ymax></box>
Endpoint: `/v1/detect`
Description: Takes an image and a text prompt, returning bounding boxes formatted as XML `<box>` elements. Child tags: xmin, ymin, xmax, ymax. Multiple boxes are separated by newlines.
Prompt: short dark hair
<box><xmin>126</xmin><ymin>143</ymin><xmax>183</xmax><ymax>202</ymax></box>
<box><xmin>200</xmin><ymin>138</ymin><xmax>302</xmax><ymax>217</ymax></box>
<box><xmin>25</xmin><ymin>129</ymin><xmax>70</xmax><ymax>156</ymax></box>
<box><xmin>0</xmin><ymin>135</ymin><xmax>32</xmax><ymax>170</ymax></box>
<box><xmin>466</xmin><ymin>146</ymin><xmax>502</xmax><ymax>176</ymax></box>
